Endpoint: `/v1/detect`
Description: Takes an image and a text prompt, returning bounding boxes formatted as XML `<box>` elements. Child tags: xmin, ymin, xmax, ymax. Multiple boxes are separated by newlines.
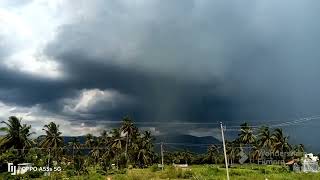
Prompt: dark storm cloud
<box><xmin>42</xmin><ymin>0</ymin><xmax>252</xmax><ymax>124</ymax></box>
<box><xmin>0</xmin><ymin>64</ymin><xmax>72</xmax><ymax>106</ymax></box>
<box><xmin>44</xmin><ymin>51</ymin><xmax>230</xmax><ymax>123</ymax></box>
<box><xmin>44</xmin><ymin>0</ymin><xmax>320</xmax><ymax>122</ymax></box>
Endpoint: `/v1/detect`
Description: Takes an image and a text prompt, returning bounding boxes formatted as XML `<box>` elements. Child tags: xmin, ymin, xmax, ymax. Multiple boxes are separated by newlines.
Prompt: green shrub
<box><xmin>210</xmin><ymin>166</ymin><xmax>221</xmax><ymax>173</ymax></box>
<box><xmin>0</xmin><ymin>172</ymin><xmax>21</xmax><ymax>180</ymax></box>
<box><xmin>96</xmin><ymin>169</ymin><xmax>107</xmax><ymax>175</ymax></box>
<box><xmin>260</xmin><ymin>168</ymin><xmax>272</xmax><ymax>174</ymax></box>
<box><xmin>181</xmin><ymin>170</ymin><xmax>193</xmax><ymax>178</ymax></box>
<box><xmin>66</xmin><ymin>169</ymin><xmax>75</xmax><ymax>177</ymax></box>
<box><xmin>108</xmin><ymin>168</ymin><xmax>127</xmax><ymax>175</ymax></box>
<box><xmin>150</xmin><ymin>164</ymin><xmax>159</xmax><ymax>172</ymax></box>
<box><xmin>23</xmin><ymin>170</ymin><xmax>43</xmax><ymax>178</ymax></box>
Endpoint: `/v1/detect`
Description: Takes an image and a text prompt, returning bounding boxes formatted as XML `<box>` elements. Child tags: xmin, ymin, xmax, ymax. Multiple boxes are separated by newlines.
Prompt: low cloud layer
<box><xmin>1</xmin><ymin>0</ymin><xmax>320</xmax><ymax>149</ymax></box>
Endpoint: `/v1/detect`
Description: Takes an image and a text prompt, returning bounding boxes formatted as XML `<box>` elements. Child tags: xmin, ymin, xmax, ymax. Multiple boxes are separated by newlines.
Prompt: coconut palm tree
<box><xmin>205</xmin><ymin>144</ymin><xmax>220</xmax><ymax>164</ymax></box>
<box><xmin>239</xmin><ymin>122</ymin><xmax>256</xmax><ymax>163</ymax></box>
<box><xmin>120</xmin><ymin>116</ymin><xmax>138</xmax><ymax>163</ymax></box>
<box><xmin>40</xmin><ymin>122</ymin><xmax>64</xmax><ymax>160</ymax></box>
<box><xmin>0</xmin><ymin>116</ymin><xmax>35</xmax><ymax>155</ymax></box>
<box><xmin>258</xmin><ymin>126</ymin><xmax>273</xmax><ymax>150</ymax></box>
<box><xmin>180</xmin><ymin>151</ymin><xmax>193</xmax><ymax>164</ymax></box>
<box><xmin>129</xmin><ymin>131</ymin><xmax>153</xmax><ymax>167</ymax></box>
<box><xmin>296</xmin><ymin>144</ymin><xmax>304</xmax><ymax>154</ymax></box>
<box><xmin>271</xmin><ymin>128</ymin><xmax>291</xmax><ymax>160</ymax></box>
<box><xmin>136</xmin><ymin>136</ymin><xmax>154</xmax><ymax>167</ymax></box>
<box><xmin>99</xmin><ymin>130</ymin><xmax>110</xmax><ymax>147</ymax></box>
<box><xmin>291</xmin><ymin>144</ymin><xmax>304</xmax><ymax>158</ymax></box>
<box><xmin>251</xmin><ymin>142</ymin><xmax>261</xmax><ymax>163</ymax></box>
<box><xmin>84</xmin><ymin>133</ymin><xmax>99</xmax><ymax>165</ymax></box>
<box><xmin>226</xmin><ymin>140</ymin><xmax>241</xmax><ymax>164</ymax></box>
<box><xmin>90</xmin><ymin>147</ymin><xmax>101</xmax><ymax>165</ymax></box>
<box><xmin>110</xmin><ymin>128</ymin><xmax>124</xmax><ymax>150</ymax></box>
<box><xmin>120</xmin><ymin>116</ymin><xmax>138</xmax><ymax>160</ymax></box>
<box><xmin>69</xmin><ymin>137</ymin><xmax>81</xmax><ymax>163</ymax></box>
<box><xmin>85</xmin><ymin>133</ymin><xmax>96</xmax><ymax>148</ymax></box>
<box><xmin>110</xmin><ymin>128</ymin><xmax>125</xmax><ymax>168</ymax></box>
<box><xmin>239</xmin><ymin>123</ymin><xmax>256</xmax><ymax>145</ymax></box>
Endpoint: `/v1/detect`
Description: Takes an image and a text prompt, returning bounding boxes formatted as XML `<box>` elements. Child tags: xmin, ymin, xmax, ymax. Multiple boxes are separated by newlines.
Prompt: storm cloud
<box><xmin>1</xmin><ymin>0</ymin><xmax>320</xmax><ymax>149</ymax></box>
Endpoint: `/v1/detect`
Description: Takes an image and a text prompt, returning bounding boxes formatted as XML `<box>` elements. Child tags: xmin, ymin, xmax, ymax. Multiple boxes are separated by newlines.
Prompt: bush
<box><xmin>260</xmin><ymin>168</ymin><xmax>272</xmax><ymax>174</ymax></box>
<box><xmin>0</xmin><ymin>172</ymin><xmax>21</xmax><ymax>180</ymax></box>
<box><xmin>66</xmin><ymin>169</ymin><xmax>75</xmax><ymax>177</ymax></box>
<box><xmin>150</xmin><ymin>164</ymin><xmax>159</xmax><ymax>172</ymax></box>
<box><xmin>23</xmin><ymin>170</ymin><xmax>43</xmax><ymax>178</ymax></box>
<box><xmin>210</xmin><ymin>166</ymin><xmax>221</xmax><ymax>173</ymax></box>
<box><xmin>108</xmin><ymin>168</ymin><xmax>127</xmax><ymax>175</ymax></box>
<box><xmin>181</xmin><ymin>169</ymin><xmax>193</xmax><ymax>178</ymax></box>
<box><xmin>158</xmin><ymin>166</ymin><xmax>194</xmax><ymax>179</ymax></box>
<box><xmin>96</xmin><ymin>169</ymin><xmax>107</xmax><ymax>175</ymax></box>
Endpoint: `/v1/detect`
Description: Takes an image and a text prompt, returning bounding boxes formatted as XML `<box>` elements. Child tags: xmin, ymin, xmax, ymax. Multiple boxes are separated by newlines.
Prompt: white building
<box><xmin>305</xmin><ymin>153</ymin><xmax>319</xmax><ymax>162</ymax></box>
<box><xmin>301</xmin><ymin>153</ymin><xmax>319</xmax><ymax>173</ymax></box>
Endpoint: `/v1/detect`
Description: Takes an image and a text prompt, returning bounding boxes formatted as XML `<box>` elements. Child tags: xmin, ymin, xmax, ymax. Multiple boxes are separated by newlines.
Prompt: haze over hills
<box><xmin>154</xmin><ymin>133</ymin><xmax>221</xmax><ymax>153</ymax></box>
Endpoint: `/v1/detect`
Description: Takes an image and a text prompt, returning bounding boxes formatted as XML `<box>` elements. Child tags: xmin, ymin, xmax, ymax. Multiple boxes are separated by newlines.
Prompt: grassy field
<box><xmin>108</xmin><ymin>165</ymin><xmax>320</xmax><ymax>180</ymax></box>
<box><xmin>1</xmin><ymin>164</ymin><xmax>320</xmax><ymax>180</ymax></box>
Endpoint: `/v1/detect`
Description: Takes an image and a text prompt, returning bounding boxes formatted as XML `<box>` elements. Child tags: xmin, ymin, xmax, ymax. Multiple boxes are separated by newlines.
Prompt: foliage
<box><xmin>0</xmin><ymin>116</ymin><xmax>34</xmax><ymax>155</ymax></box>
<box><xmin>40</xmin><ymin>122</ymin><xmax>64</xmax><ymax>160</ymax></box>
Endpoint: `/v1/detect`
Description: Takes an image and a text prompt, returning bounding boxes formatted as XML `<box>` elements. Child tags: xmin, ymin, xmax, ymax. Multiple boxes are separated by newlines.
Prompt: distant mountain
<box><xmin>154</xmin><ymin>133</ymin><xmax>221</xmax><ymax>153</ymax></box>
<box><xmin>63</xmin><ymin>136</ymin><xmax>86</xmax><ymax>144</ymax></box>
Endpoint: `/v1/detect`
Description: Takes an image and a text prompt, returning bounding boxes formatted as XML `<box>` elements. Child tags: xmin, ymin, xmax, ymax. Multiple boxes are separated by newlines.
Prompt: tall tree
<box><xmin>85</xmin><ymin>134</ymin><xmax>96</xmax><ymax>148</ymax></box>
<box><xmin>258</xmin><ymin>126</ymin><xmax>273</xmax><ymax>150</ymax></box>
<box><xmin>239</xmin><ymin>122</ymin><xmax>256</xmax><ymax>145</ymax></box>
<box><xmin>135</xmin><ymin>131</ymin><xmax>154</xmax><ymax>167</ymax></box>
<box><xmin>109</xmin><ymin>128</ymin><xmax>125</xmax><ymax>168</ymax></box>
<box><xmin>271</xmin><ymin>128</ymin><xmax>291</xmax><ymax>160</ymax></box>
<box><xmin>226</xmin><ymin>140</ymin><xmax>241</xmax><ymax>164</ymax></box>
<box><xmin>0</xmin><ymin>116</ymin><xmax>34</xmax><ymax>156</ymax></box>
<box><xmin>120</xmin><ymin>116</ymin><xmax>138</xmax><ymax>163</ymax></box>
<box><xmin>239</xmin><ymin>122</ymin><xmax>256</xmax><ymax>163</ymax></box>
<box><xmin>69</xmin><ymin>137</ymin><xmax>81</xmax><ymax>163</ymax></box>
<box><xmin>40</xmin><ymin>122</ymin><xmax>64</xmax><ymax>160</ymax></box>
<box><xmin>205</xmin><ymin>145</ymin><xmax>220</xmax><ymax>164</ymax></box>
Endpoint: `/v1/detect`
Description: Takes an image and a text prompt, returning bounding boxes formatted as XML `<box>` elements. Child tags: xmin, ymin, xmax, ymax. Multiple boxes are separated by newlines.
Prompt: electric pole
<box><xmin>221</xmin><ymin>122</ymin><xmax>230</xmax><ymax>180</ymax></box>
<box><xmin>160</xmin><ymin>142</ymin><xmax>164</xmax><ymax>171</ymax></box>
<box><xmin>47</xmin><ymin>148</ymin><xmax>51</xmax><ymax>177</ymax></box>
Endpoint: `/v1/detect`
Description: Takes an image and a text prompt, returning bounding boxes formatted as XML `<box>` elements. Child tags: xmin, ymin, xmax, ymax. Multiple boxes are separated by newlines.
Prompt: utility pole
<box><xmin>47</xmin><ymin>148</ymin><xmax>51</xmax><ymax>177</ymax></box>
<box><xmin>220</xmin><ymin>122</ymin><xmax>230</xmax><ymax>180</ymax></box>
<box><xmin>160</xmin><ymin>142</ymin><xmax>164</xmax><ymax>171</ymax></box>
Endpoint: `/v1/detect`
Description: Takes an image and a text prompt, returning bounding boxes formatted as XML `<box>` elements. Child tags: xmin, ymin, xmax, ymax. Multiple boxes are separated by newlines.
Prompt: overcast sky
<box><xmin>1</xmin><ymin>0</ymin><xmax>320</xmax><ymax>149</ymax></box>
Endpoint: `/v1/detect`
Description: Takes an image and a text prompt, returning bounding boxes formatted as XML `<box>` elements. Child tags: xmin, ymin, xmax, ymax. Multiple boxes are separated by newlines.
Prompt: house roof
<box><xmin>286</xmin><ymin>160</ymin><xmax>296</xmax><ymax>165</ymax></box>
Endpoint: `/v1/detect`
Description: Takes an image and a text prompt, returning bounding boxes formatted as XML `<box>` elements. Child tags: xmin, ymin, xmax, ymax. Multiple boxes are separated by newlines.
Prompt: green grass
<box><xmin>1</xmin><ymin>164</ymin><xmax>320</xmax><ymax>179</ymax></box>
<box><xmin>109</xmin><ymin>165</ymin><xmax>320</xmax><ymax>180</ymax></box>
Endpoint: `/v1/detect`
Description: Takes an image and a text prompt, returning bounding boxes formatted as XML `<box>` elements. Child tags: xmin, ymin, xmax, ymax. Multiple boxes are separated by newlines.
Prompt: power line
<box><xmin>221</xmin><ymin>114</ymin><xmax>320</xmax><ymax>129</ymax></box>
<box><xmin>155</xmin><ymin>142</ymin><xmax>221</xmax><ymax>147</ymax></box>
<box><xmin>270</xmin><ymin>115</ymin><xmax>320</xmax><ymax>127</ymax></box>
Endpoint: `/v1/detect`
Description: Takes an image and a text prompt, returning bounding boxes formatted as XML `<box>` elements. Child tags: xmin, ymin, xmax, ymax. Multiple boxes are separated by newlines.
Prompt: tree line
<box><xmin>0</xmin><ymin>116</ymin><xmax>306</xmax><ymax>175</ymax></box>
<box><xmin>225</xmin><ymin>122</ymin><xmax>305</xmax><ymax>165</ymax></box>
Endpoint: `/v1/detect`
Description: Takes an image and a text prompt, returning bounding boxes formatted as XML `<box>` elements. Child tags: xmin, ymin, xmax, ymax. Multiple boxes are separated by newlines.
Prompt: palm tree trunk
<box><xmin>125</xmin><ymin>133</ymin><xmax>128</xmax><ymax>157</ymax></box>
<box><xmin>125</xmin><ymin>133</ymin><xmax>129</xmax><ymax>166</ymax></box>
<box><xmin>73</xmin><ymin>147</ymin><xmax>75</xmax><ymax>169</ymax></box>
